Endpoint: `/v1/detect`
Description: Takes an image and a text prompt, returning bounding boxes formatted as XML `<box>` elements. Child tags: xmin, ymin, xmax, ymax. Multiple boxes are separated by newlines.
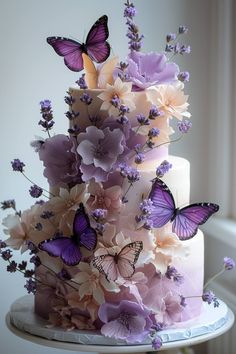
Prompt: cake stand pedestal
<box><xmin>6</xmin><ymin>295</ymin><xmax>234</xmax><ymax>354</ymax></box>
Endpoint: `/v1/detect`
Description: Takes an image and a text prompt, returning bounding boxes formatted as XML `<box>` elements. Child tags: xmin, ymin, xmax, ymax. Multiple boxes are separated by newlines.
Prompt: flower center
<box><xmin>94</xmin><ymin>142</ymin><xmax>107</xmax><ymax>158</ymax></box>
<box><xmin>118</xmin><ymin>312</ymin><xmax>132</xmax><ymax>329</ymax></box>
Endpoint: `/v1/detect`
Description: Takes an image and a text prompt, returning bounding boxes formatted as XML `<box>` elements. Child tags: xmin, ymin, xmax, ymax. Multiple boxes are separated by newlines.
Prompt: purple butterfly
<box><xmin>38</xmin><ymin>204</ymin><xmax>97</xmax><ymax>266</ymax></box>
<box><xmin>47</xmin><ymin>15</ymin><xmax>110</xmax><ymax>72</ymax></box>
<box><xmin>148</xmin><ymin>179</ymin><xmax>219</xmax><ymax>240</ymax></box>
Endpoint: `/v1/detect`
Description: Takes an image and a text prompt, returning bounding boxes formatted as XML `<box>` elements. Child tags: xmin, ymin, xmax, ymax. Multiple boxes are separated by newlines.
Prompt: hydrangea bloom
<box><xmin>38</xmin><ymin>134</ymin><xmax>81</xmax><ymax>187</ymax></box>
<box><xmin>122</xmin><ymin>51</ymin><xmax>179</xmax><ymax>90</ymax></box>
<box><xmin>98</xmin><ymin>300</ymin><xmax>153</xmax><ymax>343</ymax></box>
<box><xmin>77</xmin><ymin>126</ymin><xmax>125</xmax><ymax>182</ymax></box>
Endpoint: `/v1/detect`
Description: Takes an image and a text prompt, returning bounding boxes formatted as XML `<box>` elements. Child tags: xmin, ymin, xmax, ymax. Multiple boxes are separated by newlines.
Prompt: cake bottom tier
<box><xmin>35</xmin><ymin>230</ymin><xmax>204</xmax><ymax>338</ymax></box>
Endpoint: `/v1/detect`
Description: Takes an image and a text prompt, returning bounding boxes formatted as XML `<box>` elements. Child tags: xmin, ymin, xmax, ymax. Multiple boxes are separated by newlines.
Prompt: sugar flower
<box><xmin>77</xmin><ymin>126</ymin><xmax>125</xmax><ymax>182</ymax></box>
<box><xmin>123</xmin><ymin>51</ymin><xmax>179</xmax><ymax>90</ymax></box>
<box><xmin>66</xmin><ymin>291</ymin><xmax>99</xmax><ymax>322</ymax></box>
<box><xmin>2</xmin><ymin>205</ymin><xmax>40</xmax><ymax>253</ymax></box>
<box><xmin>98</xmin><ymin>300</ymin><xmax>153</xmax><ymax>343</ymax></box>
<box><xmin>73</xmin><ymin>262</ymin><xmax>119</xmax><ymax>304</ymax></box>
<box><xmin>147</xmin><ymin>82</ymin><xmax>191</xmax><ymax>120</ymax></box>
<box><xmin>87</xmin><ymin>181</ymin><xmax>122</xmax><ymax>218</ymax></box>
<box><xmin>155</xmin><ymin>291</ymin><xmax>185</xmax><ymax>325</ymax></box>
<box><xmin>98</xmin><ymin>77</ymin><xmax>135</xmax><ymax>116</ymax></box>
<box><xmin>38</xmin><ymin>134</ymin><xmax>81</xmax><ymax>187</ymax></box>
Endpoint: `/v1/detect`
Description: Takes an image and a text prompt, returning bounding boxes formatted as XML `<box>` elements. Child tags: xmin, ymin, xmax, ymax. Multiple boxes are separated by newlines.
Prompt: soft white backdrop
<box><xmin>0</xmin><ymin>1</ymin><xmax>212</xmax><ymax>353</ymax></box>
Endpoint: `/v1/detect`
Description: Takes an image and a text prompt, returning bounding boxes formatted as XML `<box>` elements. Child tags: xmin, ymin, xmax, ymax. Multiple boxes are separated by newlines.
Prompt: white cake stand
<box><xmin>6</xmin><ymin>295</ymin><xmax>234</xmax><ymax>354</ymax></box>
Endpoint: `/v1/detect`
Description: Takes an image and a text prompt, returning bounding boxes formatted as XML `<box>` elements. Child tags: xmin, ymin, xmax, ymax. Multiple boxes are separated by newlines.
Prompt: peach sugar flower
<box><xmin>98</xmin><ymin>77</ymin><xmax>136</xmax><ymax>116</ymax></box>
<box><xmin>66</xmin><ymin>291</ymin><xmax>99</xmax><ymax>322</ymax></box>
<box><xmin>2</xmin><ymin>205</ymin><xmax>40</xmax><ymax>253</ymax></box>
<box><xmin>87</xmin><ymin>181</ymin><xmax>122</xmax><ymax>218</ymax></box>
<box><xmin>152</xmin><ymin>228</ymin><xmax>189</xmax><ymax>274</ymax></box>
<box><xmin>72</xmin><ymin>262</ymin><xmax>119</xmax><ymax>304</ymax></box>
<box><xmin>147</xmin><ymin>82</ymin><xmax>190</xmax><ymax>120</ymax></box>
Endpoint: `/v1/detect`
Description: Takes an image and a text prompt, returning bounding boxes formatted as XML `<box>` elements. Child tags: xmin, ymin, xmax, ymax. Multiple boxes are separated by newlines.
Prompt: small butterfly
<box><xmin>92</xmin><ymin>241</ymin><xmax>143</xmax><ymax>282</ymax></box>
<box><xmin>148</xmin><ymin>178</ymin><xmax>219</xmax><ymax>240</ymax></box>
<box><xmin>38</xmin><ymin>204</ymin><xmax>97</xmax><ymax>266</ymax></box>
<box><xmin>47</xmin><ymin>15</ymin><xmax>110</xmax><ymax>72</ymax></box>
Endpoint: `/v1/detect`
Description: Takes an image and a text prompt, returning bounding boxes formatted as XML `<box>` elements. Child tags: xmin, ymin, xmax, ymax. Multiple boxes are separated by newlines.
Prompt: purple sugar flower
<box><xmin>38</xmin><ymin>134</ymin><xmax>82</xmax><ymax>187</ymax></box>
<box><xmin>11</xmin><ymin>159</ymin><xmax>25</xmax><ymax>172</ymax></box>
<box><xmin>98</xmin><ymin>300</ymin><xmax>153</xmax><ymax>343</ymax></box>
<box><xmin>29</xmin><ymin>185</ymin><xmax>43</xmax><ymax>198</ymax></box>
<box><xmin>123</xmin><ymin>51</ymin><xmax>179</xmax><ymax>90</ymax></box>
<box><xmin>77</xmin><ymin>126</ymin><xmax>125</xmax><ymax>182</ymax></box>
<box><xmin>223</xmin><ymin>257</ymin><xmax>235</xmax><ymax>270</ymax></box>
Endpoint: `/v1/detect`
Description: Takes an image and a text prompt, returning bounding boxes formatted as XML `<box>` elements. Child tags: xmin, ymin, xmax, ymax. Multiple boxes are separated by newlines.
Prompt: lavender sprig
<box><xmin>38</xmin><ymin>100</ymin><xmax>54</xmax><ymax>137</ymax></box>
<box><xmin>124</xmin><ymin>0</ymin><xmax>144</xmax><ymax>51</ymax></box>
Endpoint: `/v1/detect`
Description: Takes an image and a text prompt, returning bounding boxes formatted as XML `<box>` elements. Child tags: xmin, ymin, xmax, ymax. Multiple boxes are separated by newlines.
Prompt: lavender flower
<box><xmin>148</xmin><ymin>127</ymin><xmax>160</xmax><ymax>138</ymax></box>
<box><xmin>166</xmin><ymin>33</ymin><xmax>176</xmax><ymax>42</ymax></box>
<box><xmin>165</xmin><ymin>44</ymin><xmax>174</xmax><ymax>53</ymax></box>
<box><xmin>180</xmin><ymin>295</ymin><xmax>187</xmax><ymax>307</ymax></box>
<box><xmin>80</xmin><ymin>92</ymin><xmax>92</xmax><ymax>105</ymax></box>
<box><xmin>179</xmin><ymin>25</ymin><xmax>188</xmax><ymax>34</ymax></box>
<box><xmin>96</xmin><ymin>222</ymin><xmax>105</xmax><ymax>235</ymax></box>
<box><xmin>29</xmin><ymin>185</ymin><xmax>43</xmax><ymax>198</ymax></box>
<box><xmin>137</xmin><ymin>114</ymin><xmax>150</xmax><ymax>126</ymax></box>
<box><xmin>24</xmin><ymin>269</ymin><xmax>35</xmax><ymax>278</ymax></box>
<box><xmin>11</xmin><ymin>159</ymin><xmax>25</xmax><ymax>172</ymax></box>
<box><xmin>124</xmin><ymin>2</ymin><xmax>137</xmax><ymax>18</ymax></box>
<box><xmin>1</xmin><ymin>249</ymin><xmax>12</xmax><ymax>261</ymax></box>
<box><xmin>57</xmin><ymin>268</ymin><xmax>71</xmax><ymax>281</ymax></box>
<box><xmin>18</xmin><ymin>261</ymin><xmax>27</xmax><ymax>270</ymax></box>
<box><xmin>39</xmin><ymin>99</ymin><xmax>54</xmax><ymax>131</ymax></box>
<box><xmin>152</xmin><ymin>335</ymin><xmax>162</xmax><ymax>350</ymax></box>
<box><xmin>24</xmin><ymin>278</ymin><xmax>36</xmax><ymax>294</ymax></box>
<box><xmin>7</xmin><ymin>261</ymin><xmax>17</xmax><ymax>273</ymax></box>
<box><xmin>98</xmin><ymin>300</ymin><xmax>153</xmax><ymax>343</ymax></box>
<box><xmin>127</xmin><ymin>167</ymin><xmax>140</xmax><ymax>183</ymax></box>
<box><xmin>76</xmin><ymin>74</ymin><xmax>88</xmax><ymax>89</ymax></box>
<box><xmin>30</xmin><ymin>255</ymin><xmax>41</xmax><ymax>267</ymax></box>
<box><xmin>40</xmin><ymin>210</ymin><xmax>54</xmax><ymax>219</ymax></box>
<box><xmin>166</xmin><ymin>266</ymin><xmax>184</xmax><ymax>285</ymax></box>
<box><xmin>178</xmin><ymin>119</ymin><xmax>192</xmax><ymax>134</ymax></box>
<box><xmin>180</xmin><ymin>45</ymin><xmax>191</xmax><ymax>54</ymax></box>
<box><xmin>91</xmin><ymin>208</ymin><xmax>107</xmax><ymax>221</ymax></box>
<box><xmin>156</xmin><ymin>160</ymin><xmax>172</xmax><ymax>178</ymax></box>
<box><xmin>1</xmin><ymin>199</ymin><xmax>16</xmax><ymax>210</ymax></box>
<box><xmin>27</xmin><ymin>241</ymin><xmax>39</xmax><ymax>254</ymax></box>
<box><xmin>124</xmin><ymin>51</ymin><xmax>179</xmax><ymax>90</ymax></box>
<box><xmin>35</xmin><ymin>222</ymin><xmax>43</xmax><ymax>231</ymax></box>
<box><xmin>64</xmin><ymin>93</ymin><xmax>75</xmax><ymax>106</ymax></box>
<box><xmin>0</xmin><ymin>240</ymin><xmax>7</xmax><ymax>249</ymax></box>
<box><xmin>223</xmin><ymin>257</ymin><xmax>235</xmax><ymax>270</ymax></box>
<box><xmin>202</xmin><ymin>291</ymin><xmax>219</xmax><ymax>307</ymax></box>
<box><xmin>110</xmin><ymin>95</ymin><xmax>121</xmax><ymax>108</ymax></box>
<box><xmin>139</xmin><ymin>199</ymin><xmax>153</xmax><ymax>215</ymax></box>
<box><xmin>135</xmin><ymin>152</ymin><xmax>145</xmax><ymax>164</ymax></box>
<box><xmin>143</xmin><ymin>219</ymin><xmax>154</xmax><ymax>230</ymax></box>
<box><xmin>149</xmin><ymin>106</ymin><xmax>162</xmax><ymax>119</ymax></box>
<box><xmin>178</xmin><ymin>71</ymin><xmax>190</xmax><ymax>82</ymax></box>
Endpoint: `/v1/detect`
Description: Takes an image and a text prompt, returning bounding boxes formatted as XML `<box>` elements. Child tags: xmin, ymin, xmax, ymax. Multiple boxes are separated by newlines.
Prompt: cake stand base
<box><xmin>6</xmin><ymin>295</ymin><xmax>235</xmax><ymax>353</ymax></box>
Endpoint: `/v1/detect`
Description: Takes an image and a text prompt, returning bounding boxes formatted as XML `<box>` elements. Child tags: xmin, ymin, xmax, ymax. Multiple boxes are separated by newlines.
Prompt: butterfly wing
<box><xmin>92</xmin><ymin>254</ymin><xmax>118</xmax><ymax>282</ymax></box>
<box><xmin>173</xmin><ymin>203</ymin><xmax>219</xmax><ymax>240</ymax></box>
<box><xmin>117</xmin><ymin>241</ymin><xmax>143</xmax><ymax>278</ymax></box>
<box><xmin>61</xmin><ymin>243</ymin><xmax>82</xmax><ymax>266</ymax></box>
<box><xmin>73</xmin><ymin>204</ymin><xmax>97</xmax><ymax>251</ymax></box>
<box><xmin>38</xmin><ymin>237</ymin><xmax>72</xmax><ymax>258</ymax></box>
<box><xmin>47</xmin><ymin>37</ymin><xmax>83</xmax><ymax>72</ymax></box>
<box><xmin>149</xmin><ymin>179</ymin><xmax>176</xmax><ymax>228</ymax></box>
<box><xmin>85</xmin><ymin>15</ymin><xmax>110</xmax><ymax>63</ymax></box>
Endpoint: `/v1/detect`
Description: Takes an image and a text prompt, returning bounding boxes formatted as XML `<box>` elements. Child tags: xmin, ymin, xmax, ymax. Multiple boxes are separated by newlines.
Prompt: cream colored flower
<box><xmin>73</xmin><ymin>262</ymin><xmax>119</xmax><ymax>304</ymax></box>
<box><xmin>152</xmin><ymin>228</ymin><xmax>189</xmax><ymax>274</ymax></box>
<box><xmin>66</xmin><ymin>291</ymin><xmax>99</xmax><ymax>322</ymax></box>
<box><xmin>98</xmin><ymin>77</ymin><xmax>136</xmax><ymax>116</ymax></box>
<box><xmin>147</xmin><ymin>82</ymin><xmax>191</xmax><ymax>120</ymax></box>
<box><xmin>2</xmin><ymin>205</ymin><xmax>40</xmax><ymax>253</ymax></box>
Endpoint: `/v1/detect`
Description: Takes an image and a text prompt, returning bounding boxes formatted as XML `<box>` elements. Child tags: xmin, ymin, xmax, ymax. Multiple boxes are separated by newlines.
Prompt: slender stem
<box><xmin>22</xmin><ymin>172</ymin><xmax>55</xmax><ymax>197</ymax></box>
<box><xmin>47</xmin><ymin>130</ymin><xmax>51</xmax><ymax>138</ymax></box>
<box><xmin>122</xmin><ymin>183</ymin><xmax>133</xmax><ymax>202</ymax></box>
<box><xmin>203</xmin><ymin>268</ymin><xmax>225</xmax><ymax>290</ymax></box>
<box><xmin>40</xmin><ymin>263</ymin><xmax>78</xmax><ymax>291</ymax></box>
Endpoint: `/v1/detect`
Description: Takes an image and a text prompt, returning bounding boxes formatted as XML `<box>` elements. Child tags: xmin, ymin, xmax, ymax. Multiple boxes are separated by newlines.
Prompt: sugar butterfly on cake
<box><xmin>1</xmin><ymin>0</ymin><xmax>235</xmax><ymax>351</ymax></box>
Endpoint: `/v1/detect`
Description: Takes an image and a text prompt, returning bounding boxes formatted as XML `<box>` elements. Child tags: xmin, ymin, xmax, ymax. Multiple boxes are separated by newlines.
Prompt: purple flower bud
<box><xmin>57</xmin><ymin>268</ymin><xmax>71</xmax><ymax>281</ymax></box>
<box><xmin>139</xmin><ymin>199</ymin><xmax>153</xmax><ymax>215</ymax></box>
<box><xmin>127</xmin><ymin>167</ymin><xmax>140</xmax><ymax>183</ymax></box>
<box><xmin>91</xmin><ymin>208</ymin><xmax>107</xmax><ymax>221</ymax></box>
<box><xmin>110</xmin><ymin>95</ymin><xmax>121</xmax><ymax>108</ymax></box>
<box><xmin>148</xmin><ymin>127</ymin><xmax>160</xmax><ymax>138</ymax></box>
<box><xmin>30</xmin><ymin>255</ymin><xmax>41</xmax><ymax>267</ymax></box>
<box><xmin>76</xmin><ymin>74</ymin><xmax>88</xmax><ymax>89</ymax></box>
<box><xmin>178</xmin><ymin>71</ymin><xmax>190</xmax><ymax>82</ymax></box>
<box><xmin>0</xmin><ymin>240</ymin><xmax>7</xmax><ymax>249</ymax></box>
<box><xmin>96</xmin><ymin>222</ymin><xmax>105</xmax><ymax>235</ymax></box>
<box><xmin>174</xmin><ymin>43</ymin><xmax>181</xmax><ymax>54</ymax></box>
<box><xmin>1</xmin><ymin>249</ymin><xmax>12</xmax><ymax>261</ymax></box>
<box><xmin>202</xmin><ymin>291</ymin><xmax>219</xmax><ymax>307</ymax></box>
<box><xmin>149</xmin><ymin>106</ymin><xmax>161</xmax><ymax>119</ymax></box>
<box><xmin>166</xmin><ymin>33</ymin><xmax>176</xmax><ymax>42</ymax></box>
<box><xmin>180</xmin><ymin>295</ymin><xmax>187</xmax><ymax>307</ymax></box>
<box><xmin>7</xmin><ymin>261</ymin><xmax>17</xmax><ymax>273</ymax></box>
<box><xmin>165</xmin><ymin>44</ymin><xmax>174</xmax><ymax>52</ymax></box>
<box><xmin>1</xmin><ymin>199</ymin><xmax>16</xmax><ymax>210</ymax></box>
<box><xmin>135</xmin><ymin>152</ymin><xmax>145</xmax><ymax>164</ymax></box>
<box><xmin>29</xmin><ymin>185</ymin><xmax>43</xmax><ymax>198</ymax></box>
<box><xmin>80</xmin><ymin>92</ymin><xmax>92</xmax><ymax>105</ymax></box>
<box><xmin>156</xmin><ymin>160</ymin><xmax>172</xmax><ymax>178</ymax></box>
<box><xmin>143</xmin><ymin>219</ymin><xmax>154</xmax><ymax>230</ymax></box>
<box><xmin>119</xmin><ymin>162</ymin><xmax>130</xmax><ymax>178</ymax></box>
<box><xmin>64</xmin><ymin>94</ymin><xmax>75</xmax><ymax>106</ymax></box>
<box><xmin>18</xmin><ymin>261</ymin><xmax>27</xmax><ymax>270</ymax></box>
<box><xmin>27</xmin><ymin>241</ymin><xmax>39</xmax><ymax>254</ymax></box>
<box><xmin>165</xmin><ymin>266</ymin><xmax>184</xmax><ymax>285</ymax></box>
<box><xmin>117</xmin><ymin>115</ymin><xmax>129</xmax><ymax>125</ymax></box>
<box><xmin>40</xmin><ymin>210</ymin><xmax>54</xmax><ymax>219</ymax></box>
<box><xmin>11</xmin><ymin>159</ymin><xmax>25</xmax><ymax>172</ymax></box>
<box><xmin>178</xmin><ymin>119</ymin><xmax>192</xmax><ymax>134</ymax></box>
<box><xmin>119</xmin><ymin>104</ymin><xmax>130</xmax><ymax>114</ymax></box>
<box><xmin>24</xmin><ymin>278</ymin><xmax>36</xmax><ymax>294</ymax></box>
<box><xmin>137</xmin><ymin>114</ymin><xmax>150</xmax><ymax>126</ymax></box>
<box><xmin>124</xmin><ymin>4</ymin><xmax>137</xmax><ymax>19</ymax></box>
<box><xmin>179</xmin><ymin>25</ymin><xmax>188</xmax><ymax>34</ymax></box>
<box><xmin>180</xmin><ymin>45</ymin><xmax>191</xmax><ymax>54</ymax></box>
<box><xmin>223</xmin><ymin>257</ymin><xmax>235</xmax><ymax>270</ymax></box>
<box><xmin>152</xmin><ymin>335</ymin><xmax>162</xmax><ymax>350</ymax></box>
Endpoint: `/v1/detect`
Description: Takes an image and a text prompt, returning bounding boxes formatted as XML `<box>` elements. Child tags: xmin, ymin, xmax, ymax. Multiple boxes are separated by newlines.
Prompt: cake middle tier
<box><xmin>123</xmin><ymin>155</ymin><xmax>190</xmax><ymax>215</ymax></box>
